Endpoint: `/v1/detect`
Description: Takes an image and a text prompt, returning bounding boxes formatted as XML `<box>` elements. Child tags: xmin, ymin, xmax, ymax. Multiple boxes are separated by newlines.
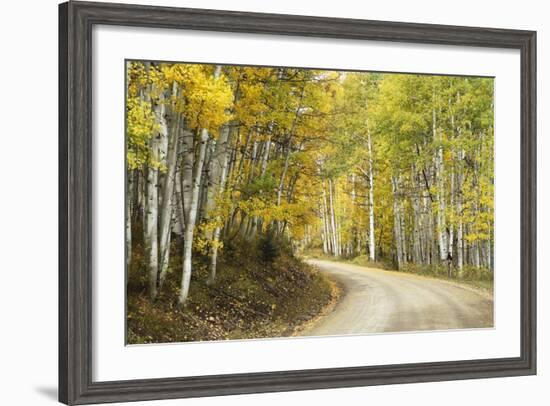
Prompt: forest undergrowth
<box><xmin>127</xmin><ymin>237</ymin><xmax>335</xmax><ymax>344</ymax></box>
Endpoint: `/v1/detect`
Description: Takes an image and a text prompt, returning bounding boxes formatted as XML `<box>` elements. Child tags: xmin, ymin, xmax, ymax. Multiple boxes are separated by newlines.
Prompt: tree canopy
<box><xmin>126</xmin><ymin>61</ymin><xmax>494</xmax><ymax>305</ymax></box>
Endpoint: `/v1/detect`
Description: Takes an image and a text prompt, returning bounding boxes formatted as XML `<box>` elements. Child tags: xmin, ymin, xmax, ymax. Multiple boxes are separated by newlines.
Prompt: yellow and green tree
<box><xmin>126</xmin><ymin>61</ymin><xmax>494</xmax><ymax>304</ymax></box>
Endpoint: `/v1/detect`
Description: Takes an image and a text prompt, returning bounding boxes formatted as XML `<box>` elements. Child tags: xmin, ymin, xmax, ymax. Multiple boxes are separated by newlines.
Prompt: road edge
<box><xmin>312</xmin><ymin>258</ymin><xmax>494</xmax><ymax>301</ymax></box>
<box><xmin>290</xmin><ymin>266</ymin><xmax>344</xmax><ymax>337</ymax></box>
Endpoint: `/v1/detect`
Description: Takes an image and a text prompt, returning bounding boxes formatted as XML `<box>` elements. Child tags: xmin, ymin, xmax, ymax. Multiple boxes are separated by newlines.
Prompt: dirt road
<box><xmin>301</xmin><ymin>259</ymin><xmax>494</xmax><ymax>336</ymax></box>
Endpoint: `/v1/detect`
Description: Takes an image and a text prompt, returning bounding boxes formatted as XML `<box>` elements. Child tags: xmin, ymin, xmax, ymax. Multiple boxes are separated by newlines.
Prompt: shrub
<box><xmin>460</xmin><ymin>265</ymin><xmax>493</xmax><ymax>281</ymax></box>
<box><xmin>258</xmin><ymin>232</ymin><xmax>282</xmax><ymax>262</ymax></box>
<box><xmin>399</xmin><ymin>262</ymin><xmax>448</xmax><ymax>277</ymax></box>
<box><xmin>302</xmin><ymin>247</ymin><xmax>325</xmax><ymax>259</ymax></box>
<box><xmin>398</xmin><ymin>262</ymin><xmax>492</xmax><ymax>281</ymax></box>
<box><xmin>351</xmin><ymin>255</ymin><xmax>393</xmax><ymax>270</ymax></box>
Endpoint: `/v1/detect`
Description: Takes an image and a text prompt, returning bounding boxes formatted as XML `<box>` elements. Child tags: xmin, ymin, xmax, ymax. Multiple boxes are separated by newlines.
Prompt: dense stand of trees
<box><xmin>126</xmin><ymin>61</ymin><xmax>494</xmax><ymax>306</ymax></box>
<box><xmin>318</xmin><ymin>73</ymin><xmax>494</xmax><ymax>274</ymax></box>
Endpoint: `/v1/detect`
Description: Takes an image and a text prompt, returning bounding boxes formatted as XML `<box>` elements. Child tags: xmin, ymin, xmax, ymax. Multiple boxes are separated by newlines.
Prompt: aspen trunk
<box><xmin>145</xmin><ymin>84</ymin><xmax>166</xmax><ymax>300</ymax></box>
<box><xmin>126</xmin><ymin>168</ymin><xmax>133</xmax><ymax>273</ymax></box>
<box><xmin>456</xmin><ymin>149</ymin><xmax>464</xmax><ymax>273</ymax></box>
<box><xmin>275</xmin><ymin>84</ymin><xmax>305</xmax><ymax>235</ymax></box>
<box><xmin>275</xmin><ymin>137</ymin><xmax>292</xmax><ymax>235</ymax></box>
<box><xmin>178</xmin><ymin>66</ymin><xmax>222</xmax><ymax>306</ymax></box>
<box><xmin>174</xmin><ymin>169</ymin><xmax>185</xmax><ymax>235</ymax></box>
<box><xmin>207</xmin><ymin>125</ymin><xmax>233</xmax><ymax>285</ymax></box>
<box><xmin>411</xmin><ymin>170</ymin><xmax>422</xmax><ymax>264</ymax></box>
<box><xmin>145</xmin><ymin>165</ymin><xmax>159</xmax><ymax>298</ymax></box>
<box><xmin>249</xmin><ymin>137</ymin><xmax>272</xmax><ymax>237</ymax></box>
<box><xmin>179</xmin><ymin>127</ymin><xmax>209</xmax><ymax>306</ymax></box>
<box><xmin>321</xmin><ymin>206</ymin><xmax>329</xmax><ymax>254</ymax></box>
<box><xmin>433</xmin><ymin>102</ymin><xmax>448</xmax><ymax>263</ymax></box>
<box><xmin>204</xmin><ymin>125</ymin><xmax>231</xmax><ymax>230</ymax></box>
<box><xmin>328</xmin><ymin>179</ymin><xmax>339</xmax><ymax>257</ymax></box>
<box><xmin>260</xmin><ymin>138</ymin><xmax>271</xmax><ymax>176</ymax></box>
<box><xmin>321</xmin><ymin>182</ymin><xmax>331</xmax><ymax>254</ymax></box>
<box><xmin>392</xmin><ymin>176</ymin><xmax>404</xmax><ymax>269</ymax></box>
<box><xmin>158</xmin><ymin>91</ymin><xmax>181</xmax><ymax>288</ymax></box>
<box><xmin>457</xmin><ymin>218</ymin><xmax>464</xmax><ymax>272</ymax></box>
<box><xmin>276</xmin><ymin>138</ymin><xmax>292</xmax><ymax>207</ymax></box>
<box><xmin>366</xmin><ymin>117</ymin><xmax>376</xmax><ymax>261</ymax></box>
<box><xmin>350</xmin><ymin>173</ymin><xmax>357</xmax><ymax>256</ymax></box>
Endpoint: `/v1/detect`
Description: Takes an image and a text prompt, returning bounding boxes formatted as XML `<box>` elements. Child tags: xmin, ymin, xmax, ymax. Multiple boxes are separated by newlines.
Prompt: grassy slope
<box><xmin>127</xmin><ymin>241</ymin><xmax>335</xmax><ymax>344</ymax></box>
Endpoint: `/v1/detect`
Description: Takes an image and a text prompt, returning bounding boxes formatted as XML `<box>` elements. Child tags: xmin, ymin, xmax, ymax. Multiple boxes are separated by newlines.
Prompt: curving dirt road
<box><xmin>301</xmin><ymin>259</ymin><xmax>494</xmax><ymax>337</ymax></box>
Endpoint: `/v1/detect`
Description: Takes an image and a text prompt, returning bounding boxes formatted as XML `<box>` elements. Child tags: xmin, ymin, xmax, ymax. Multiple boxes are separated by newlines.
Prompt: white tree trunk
<box><xmin>321</xmin><ymin>182</ymin><xmax>331</xmax><ymax>254</ymax></box>
<box><xmin>276</xmin><ymin>138</ymin><xmax>292</xmax><ymax>207</ymax></box>
<box><xmin>207</xmin><ymin>124</ymin><xmax>233</xmax><ymax>285</ymax></box>
<box><xmin>411</xmin><ymin>170</ymin><xmax>422</xmax><ymax>264</ymax></box>
<box><xmin>319</xmin><ymin>199</ymin><xmax>329</xmax><ymax>254</ymax></box>
<box><xmin>179</xmin><ymin>127</ymin><xmax>209</xmax><ymax>306</ymax></box>
<box><xmin>173</xmin><ymin>169</ymin><xmax>186</xmax><ymax>235</ymax></box>
<box><xmin>392</xmin><ymin>176</ymin><xmax>404</xmax><ymax>269</ymax></box>
<box><xmin>457</xmin><ymin>221</ymin><xmax>464</xmax><ymax>271</ymax></box>
<box><xmin>367</xmin><ymin>126</ymin><xmax>376</xmax><ymax>261</ymax></box>
<box><xmin>207</xmin><ymin>146</ymin><xmax>230</xmax><ymax>285</ymax></box>
<box><xmin>350</xmin><ymin>173</ymin><xmax>359</xmax><ymax>256</ymax></box>
<box><xmin>260</xmin><ymin>138</ymin><xmax>271</xmax><ymax>176</ymax></box>
<box><xmin>158</xmin><ymin>88</ymin><xmax>181</xmax><ymax>288</ymax></box>
<box><xmin>328</xmin><ymin>179</ymin><xmax>339</xmax><ymax>257</ymax></box>
<box><xmin>178</xmin><ymin>66</ymin><xmax>222</xmax><ymax>306</ymax></box>
<box><xmin>433</xmin><ymin>103</ymin><xmax>448</xmax><ymax>263</ymax></box>
<box><xmin>204</xmin><ymin>125</ymin><xmax>231</xmax><ymax>229</ymax></box>
<box><xmin>448</xmin><ymin>166</ymin><xmax>455</xmax><ymax>276</ymax></box>
<box><xmin>145</xmin><ymin>88</ymin><xmax>167</xmax><ymax>300</ymax></box>
<box><xmin>248</xmin><ymin>137</ymin><xmax>272</xmax><ymax>238</ymax></box>
<box><xmin>473</xmin><ymin>241</ymin><xmax>481</xmax><ymax>268</ymax></box>
<box><xmin>126</xmin><ymin>169</ymin><xmax>133</xmax><ymax>273</ymax></box>
<box><xmin>145</xmin><ymin>163</ymin><xmax>159</xmax><ymax>298</ymax></box>
<box><xmin>179</xmin><ymin>127</ymin><xmax>194</xmax><ymax>303</ymax></box>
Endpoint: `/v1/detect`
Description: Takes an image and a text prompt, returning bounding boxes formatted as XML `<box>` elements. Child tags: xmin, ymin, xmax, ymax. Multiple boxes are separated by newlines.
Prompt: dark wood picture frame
<box><xmin>59</xmin><ymin>1</ymin><xmax>537</xmax><ymax>404</ymax></box>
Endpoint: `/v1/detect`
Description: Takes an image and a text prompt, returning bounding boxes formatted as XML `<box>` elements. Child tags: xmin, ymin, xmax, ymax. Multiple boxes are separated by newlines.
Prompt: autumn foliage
<box><xmin>126</xmin><ymin>61</ymin><xmax>494</xmax><ymax>342</ymax></box>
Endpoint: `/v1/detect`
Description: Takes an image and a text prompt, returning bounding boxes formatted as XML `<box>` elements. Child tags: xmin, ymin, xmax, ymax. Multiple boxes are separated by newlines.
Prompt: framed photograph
<box><xmin>59</xmin><ymin>1</ymin><xmax>536</xmax><ymax>404</ymax></box>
